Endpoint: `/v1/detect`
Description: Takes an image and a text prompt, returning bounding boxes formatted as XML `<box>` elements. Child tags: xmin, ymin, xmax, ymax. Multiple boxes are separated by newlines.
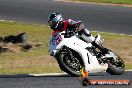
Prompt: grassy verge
<box><xmin>0</xmin><ymin>21</ymin><xmax>131</xmax><ymax>74</ymax></box>
<box><xmin>67</xmin><ymin>0</ymin><xmax>132</xmax><ymax>4</ymax></box>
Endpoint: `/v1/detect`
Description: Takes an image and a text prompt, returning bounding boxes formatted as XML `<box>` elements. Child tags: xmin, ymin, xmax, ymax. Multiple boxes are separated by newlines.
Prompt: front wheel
<box><xmin>106</xmin><ymin>51</ymin><xmax>125</xmax><ymax>75</ymax></box>
<box><xmin>57</xmin><ymin>51</ymin><xmax>83</xmax><ymax>77</ymax></box>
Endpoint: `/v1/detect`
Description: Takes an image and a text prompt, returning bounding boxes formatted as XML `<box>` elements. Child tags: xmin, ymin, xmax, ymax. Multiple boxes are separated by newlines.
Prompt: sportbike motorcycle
<box><xmin>49</xmin><ymin>31</ymin><xmax>125</xmax><ymax>77</ymax></box>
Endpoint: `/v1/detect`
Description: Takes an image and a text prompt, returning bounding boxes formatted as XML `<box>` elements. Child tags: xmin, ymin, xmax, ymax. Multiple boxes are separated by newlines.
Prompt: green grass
<box><xmin>68</xmin><ymin>0</ymin><xmax>132</xmax><ymax>4</ymax></box>
<box><xmin>0</xmin><ymin>21</ymin><xmax>62</xmax><ymax>74</ymax></box>
<box><xmin>125</xmin><ymin>64</ymin><xmax>132</xmax><ymax>70</ymax></box>
<box><xmin>0</xmin><ymin>21</ymin><xmax>131</xmax><ymax>74</ymax></box>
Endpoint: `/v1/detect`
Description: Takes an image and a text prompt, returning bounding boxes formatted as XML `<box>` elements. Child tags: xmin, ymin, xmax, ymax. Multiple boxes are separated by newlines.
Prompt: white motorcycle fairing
<box><xmin>49</xmin><ymin>31</ymin><xmax>108</xmax><ymax>73</ymax></box>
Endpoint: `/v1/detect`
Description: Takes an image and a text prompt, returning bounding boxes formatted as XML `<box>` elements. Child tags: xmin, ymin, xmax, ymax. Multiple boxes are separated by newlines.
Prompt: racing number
<box><xmin>56</xmin><ymin>35</ymin><xmax>62</xmax><ymax>45</ymax></box>
<box><xmin>52</xmin><ymin>35</ymin><xmax>62</xmax><ymax>45</ymax></box>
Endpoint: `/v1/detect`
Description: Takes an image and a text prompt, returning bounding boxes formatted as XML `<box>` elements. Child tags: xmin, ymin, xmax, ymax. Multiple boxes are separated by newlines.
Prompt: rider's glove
<box><xmin>74</xmin><ymin>22</ymin><xmax>85</xmax><ymax>34</ymax></box>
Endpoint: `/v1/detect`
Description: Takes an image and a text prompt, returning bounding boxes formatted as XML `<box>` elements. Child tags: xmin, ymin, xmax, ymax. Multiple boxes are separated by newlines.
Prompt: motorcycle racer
<box><xmin>48</xmin><ymin>13</ymin><xmax>108</xmax><ymax>78</ymax></box>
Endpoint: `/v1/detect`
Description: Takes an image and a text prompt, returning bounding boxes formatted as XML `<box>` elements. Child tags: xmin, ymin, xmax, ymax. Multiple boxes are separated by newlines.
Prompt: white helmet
<box><xmin>48</xmin><ymin>13</ymin><xmax>63</xmax><ymax>30</ymax></box>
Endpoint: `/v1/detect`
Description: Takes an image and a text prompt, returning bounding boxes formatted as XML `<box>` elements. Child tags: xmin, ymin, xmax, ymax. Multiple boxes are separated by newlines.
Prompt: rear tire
<box><xmin>106</xmin><ymin>63</ymin><xmax>125</xmax><ymax>75</ymax></box>
<box><xmin>106</xmin><ymin>51</ymin><xmax>125</xmax><ymax>75</ymax></box>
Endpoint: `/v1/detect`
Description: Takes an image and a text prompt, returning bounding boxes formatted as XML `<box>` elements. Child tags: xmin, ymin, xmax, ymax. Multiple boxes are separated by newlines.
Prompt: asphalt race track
<box><xmin>0</xmin><ymin>0</ymin><xmax>132</xmax><ymax>34</ymax></box>
<box><xmin>0</xmin><ymin>71</ymin><xmax>131</xmax><ymax>88</ymax></box>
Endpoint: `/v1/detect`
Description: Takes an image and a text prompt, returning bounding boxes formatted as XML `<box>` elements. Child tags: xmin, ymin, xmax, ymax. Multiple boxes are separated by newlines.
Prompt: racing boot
<box><xmin>92</xmin><ymin>41</ymin><xmax>109</xmax><ymax>55</ymax></box>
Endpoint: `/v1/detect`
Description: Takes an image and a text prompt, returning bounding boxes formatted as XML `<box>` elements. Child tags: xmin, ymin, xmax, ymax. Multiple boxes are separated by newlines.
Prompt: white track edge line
<box><xmin>0</xmin><ymin>20</ymin><xmax>131</xmax><ymax>36</ymax></box>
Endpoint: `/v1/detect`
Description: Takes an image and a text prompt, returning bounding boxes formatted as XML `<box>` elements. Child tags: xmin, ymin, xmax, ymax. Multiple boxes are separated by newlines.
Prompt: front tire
<box><xmin>57</xmin><ymin>52</ymin><xmax>83</xmax><ymax>77</ymax></box>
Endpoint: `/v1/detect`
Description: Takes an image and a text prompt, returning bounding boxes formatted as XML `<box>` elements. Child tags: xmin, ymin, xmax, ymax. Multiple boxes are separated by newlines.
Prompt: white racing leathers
<box><xmin>49</xmin><ymin>30</ymin><xmax>108</xmax><ymax>73</ymax></box>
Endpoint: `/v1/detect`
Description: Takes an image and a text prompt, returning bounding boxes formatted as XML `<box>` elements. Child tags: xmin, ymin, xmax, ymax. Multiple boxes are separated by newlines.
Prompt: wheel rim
<box><xmin>63</xmin><ymin>54</ymin><xmax>82</xmax><ymax>73</ymax></box>
<box><xmin>108</xmin><ymin>52</ymin><xmax>125</xmax><ymax>69</ymax></box>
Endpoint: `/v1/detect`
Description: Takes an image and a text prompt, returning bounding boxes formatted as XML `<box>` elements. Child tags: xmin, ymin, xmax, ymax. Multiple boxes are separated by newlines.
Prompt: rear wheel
<box><xmin>106</xmin><ymin>51</ymin><xmax>125</xmax><ymax>75</ymax></box>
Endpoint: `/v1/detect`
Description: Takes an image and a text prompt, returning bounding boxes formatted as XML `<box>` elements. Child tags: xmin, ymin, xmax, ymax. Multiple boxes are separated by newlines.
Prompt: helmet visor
<box><xmin>48</xmin><ymin>21</ymin><xmax>57</xmax><ymax>29</ymax></box>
